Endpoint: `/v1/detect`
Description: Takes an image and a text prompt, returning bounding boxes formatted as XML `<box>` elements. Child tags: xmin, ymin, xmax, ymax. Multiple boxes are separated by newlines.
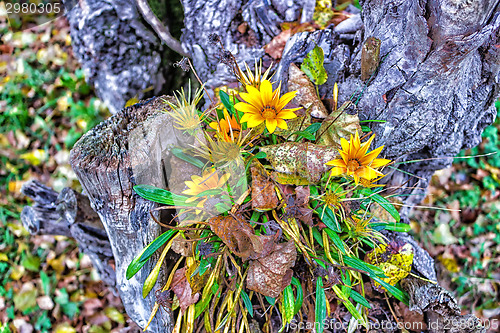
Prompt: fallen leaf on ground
<box><xmin>247</xmin><ymin>241</ymin><xmax>297</xmax><ymax>298</ymax></box>
<box><xmin>171</xmin><ymin>267</ymin><xmax>200</xmax><ymax>313</ymax></box>
<box><xmin>251</xmin><ymin>162</ymin><xmax>279</xmax><ymax>211</ymax></box>
<box><xmin>208</xmin><ymin>214</ymin><xmax>277</xmax><ymax>261</ymax></box>
<box><xmin>365</xmin><ymin>241</ymin><xmax>414</xmax><ymax>292</ymax></box>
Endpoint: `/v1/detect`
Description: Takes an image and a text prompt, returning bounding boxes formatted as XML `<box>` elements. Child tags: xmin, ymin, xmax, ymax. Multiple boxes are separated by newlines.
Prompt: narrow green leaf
<box><xmin>317</xmin><ymin>206</ymin><xmax>342</xmax><ymax>232</ymax></box>
<box><xmin>304</xmin><ymin>122</ymin><xmax>322</xmax><ymax>134</ymax></box>
<box><xmin>371</xmin><ymin>276</ymin><xmax>409</xmax><ymax>305</ymax></box>
<box><xmin>294</xmin><ymin>131</ymin><xmax>316</xmax><ymax>141</ymax></box>
<box><xmin>291</xmin><ymin>277</ymin><xmax>303</xmax><ymax>316</ymax></box>
<box><xmin>215</xmin><ymin>313</ymin><xmax>230</xmax><ymax>331</ymax></box>
<box><xmin>282</xmin><ymin>285</ymin><xmax>295</xmax><ymax>324</ymax></box>
<box><xmin>315</xmin><ymin>278</ymin><xmax>327</xmax><ymax>333</ymax></box>
<box><xmin>172</xmin><ymin>147</ymin><xmax>205</xmax><ymax>169</ymax></box>
<box><xmin>350</xmin><ymin>290</ymin><xmax>371</xmax><ymax>309</ymax></box>
<box><xmin>343</xmin><ymin>298</ymin><xmax>364</xmax><ymax>322</ymax></box>
<box><xmin>343</xmin><ymin>256</ymin><xmax>385</xmax><ymax>277</ymax></box>
<box><xmin>324</xmin><ymin>229</ymin><xmax>346</xmax><ymax>254</ymax></box>
<box><xmin>241</xmin><ymin>289</ymin><xmax>253</xmax><ymax>317</ymax></box>
<box><xmin>301</xmin><ymin>45</ymin><xmax>328</xmax><ymax>85</ymax></box>
<box><xmin>126</xmin><ymin>230</ymin><xmax>177</xmax><ymax>280</ymax></box>
<box><xmin>360</xmin><ymin>188</ymin><xmax>400</xmax><ymax>222</ymax></box>
<box><xmin>370</xmin><ymin>222</ymin><xmax>411</xmax><ymax>232</ymax></box>
<box><xmin>134</xmin><ymin>184</ymin><xmax>193</xmax><ymax>206</ymax></box>
<box><xmin>139</xmin><ymin>230</ymin><xmax>177</xmax><ymax>264</ymax></box>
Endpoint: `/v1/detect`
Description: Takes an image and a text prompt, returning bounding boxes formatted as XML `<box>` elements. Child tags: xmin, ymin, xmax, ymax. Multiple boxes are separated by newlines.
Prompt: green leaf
<box><xmin>21</xmin><ymin>252</ymin><xmax>40</xmax><ymax>272</ymax></box>
<box><xmin>126</xmin><ymin>230</ymin><xmax>178</xmax><ymax>280</ymax></box>
<box><xmin>219</xmin><ymin>90</ymin><xmax>235</xmax><ymax>114</ymax></box>
<box><xmin>241</xmin><ymin>289</ymin><xmax>253</xmax><ymax>317</ymax></box>
<box><xmin>294</xmin><ymin>131</ymin><xmax>316</xmax><ymax>141</ymax></box>
<box><xmin>301</xmin><ymin>45</ymin><xmax>328</xmax><ymax>85</ymax></box>
<box><xmin>350</xmin><ymin>290</ymin><xmax>372</xmax><ymax>309</ymax></box>
<box><xmin>360</xmin><ymin>188</ymin><xmax>400</xmax><ymax>222</ymax></box>
<box><xmin>171</xmin><ymin>147</ymin><xmax>205</xmax><ymax>169</ymax></box>
<box><xmin>361</xmin><ymin>125</ymin><xmax>371</xmax><ymax>132</ymax></box>
<box><xmin>315</xmin><ymin>278</ymin><xmax>326</xmax><ymax>333</ymax></box>
<box><xmin>134</xmin><ymin>184</ymin><xmax>193</xmax><ymax>206</ymax></box>
<box><xmin>304</xmin><ymin>122</ymin><xmax>322</xmax><ymax>134</ymax></box>
<box><xmin>371</xmin><ymin>276</ymin><xmax>409</xmax><ymax>305</ymax></box>
<box><xmin>291</xmin><ymin>277</ymin><xmax>303</xmax><ymax>316</ymax></box>
<box><xmin>265</xmin><ymin>296</ymin><xmax>275</xmax><ymax>305</ymax></box>
<box><xmin>317</xmin><ymin>206</ymin><xmax>341</xmax><ymax>232</ymax></box>
<box><xmin>371</xmin><ymin>222</ymin><xmax>411</xmax><ymax>232</ymax></box>
<box><xmin>324</xmin><ymin>229</ymin><xmax>346</xmax><ymax>254</ymax></box>
<box><xmin>40</xmin><ymin>271</ymin><xmax>51</xmax><ymax>295</ymax></box>
<box><xmin>343</xmin><ymin>256</ymin><xmax>385</xmax><ymax>277</ymax></box>
<box><xmin>282</xmin><ymin>285</ymin><xmax>295</xmax><ymax>325</ymax></box>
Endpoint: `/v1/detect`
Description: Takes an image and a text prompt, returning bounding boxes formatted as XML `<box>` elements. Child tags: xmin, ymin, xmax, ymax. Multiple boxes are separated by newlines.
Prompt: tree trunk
<box><xmin>68</xmin><ymin>97</ymin><xmax>179</xmax><ymax>331</ymax></box>
<box><xmin>22</xmin><ymin>0</ymin><xmax>500</xmax><ymax>331</ymax></box>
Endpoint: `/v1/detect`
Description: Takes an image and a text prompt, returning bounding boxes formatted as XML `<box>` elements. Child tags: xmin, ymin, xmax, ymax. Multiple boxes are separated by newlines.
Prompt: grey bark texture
<box><xmin>68</xmin><ymin>97</ymin><xmax>180</xmax><ymax>331</ymax></box>
<box><xmin>20</xmin><ymin>0</ymin><xmax>500</xmax><ymax>331</ymax></box>
<box><xmin>20</xmin><ymin>180</ymin><xmax>116</xmax><ymax>290</ymax></box>
<box><xmin>63</xmin><ymin>0</ymin><xmax>167</xmax><ymax>114</ymax></box>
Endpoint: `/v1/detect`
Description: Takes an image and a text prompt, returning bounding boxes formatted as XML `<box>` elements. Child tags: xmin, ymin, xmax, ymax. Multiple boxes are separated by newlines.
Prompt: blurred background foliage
<box><xmin>0</xmin><ymin>1</ymin><xmax>499</xmax><ymax>331</ymax></box>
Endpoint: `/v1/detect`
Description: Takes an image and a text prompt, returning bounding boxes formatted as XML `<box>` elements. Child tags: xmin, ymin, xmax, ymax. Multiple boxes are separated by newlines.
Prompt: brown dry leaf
<box><xmin>285</xmin><ymin>186</ymin><xmax>314</xmax><ymax>226</ymax></box>
<box><xmin>264</xmin><ymin>29</ymin><xmax>292</xmax><ymax>59</ymax></box>
<box><xmin>171</xmin><ymin>267</ymin><xmax>200</xmax><ymax>313</ymax></box>
<box><xmin>247</xmin><ymin>241</ymin><xmax>297</xmax><ymax>298</ymax></box>
<box><xmin>316</xmin><ymin>101</ymin><xmax>361</xmax><ymax>148</ymax></box>
<box><xmin>251</xmin><ymin>162</ymin><xmax>279</xmax><ymax>211</ymax></box>
<box><xmin>208</xmin><ymin>214</ymin><xmax>276</xmax><ymax>261</ymax></box>
<box><xmin>260</xmin><ymin>142</ymin><xmax>339</xmax><ymax>183</ymax></box>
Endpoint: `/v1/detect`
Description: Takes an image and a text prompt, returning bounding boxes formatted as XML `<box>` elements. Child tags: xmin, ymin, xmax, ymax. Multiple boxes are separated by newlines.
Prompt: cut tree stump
<box><xmin>68</xmin><ymin>97</ymin><xmax>181</xmax><ymax>331</ymax></box>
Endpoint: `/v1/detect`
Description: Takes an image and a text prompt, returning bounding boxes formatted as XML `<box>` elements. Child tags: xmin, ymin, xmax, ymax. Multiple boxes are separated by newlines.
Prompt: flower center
<box><xmin>346</xmin><ymin>159</ymin><xmax>360</xmax><ymax>172</ymax></box>
<box><xmin>324</xmin><ymin>193</ymin><xmax>340</xmax><ymax>209</ymax></box>
<box><xmin>261</xmin><ymin>105</ymin><xmax>276</xmax><ymax>119</ymax></box>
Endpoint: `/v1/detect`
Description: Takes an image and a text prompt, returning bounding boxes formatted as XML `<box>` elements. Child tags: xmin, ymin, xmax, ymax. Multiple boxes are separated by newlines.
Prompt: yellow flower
<box><xmin>234</xmin><ymin>80</ymin><xmax>300</xmax><ymax>134</ymax></box>
<box><xmin>326</xmin><ymin>131</ymin><xmax>390</xmax><ymax>184</ymax></box>
<box><xmin>164</xmin><ymin>83</ymin><xmax>206</xmax><ymax>134</ymax></box>
<box><xmin>347</xmin><ymin>215</ymin><xmax>386</xmax><ymax>244</ymax></box>
<box><xmin>237</xmin><ymin>59</ymin><xmax>272</xmax><ymax>88</ymax></box>
<box><xmin>209</xmin><ymin>110</ymin><xmax>241</xmax><ymax>142</ymax></box>
<box><xmin>182</xmin><ymin>169</ymin><xmax>230</xmax><ymax>210</ymax></box>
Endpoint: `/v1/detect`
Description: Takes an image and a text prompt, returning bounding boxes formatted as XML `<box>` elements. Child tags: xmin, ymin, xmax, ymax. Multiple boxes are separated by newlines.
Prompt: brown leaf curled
<box><xmin>208</xmin><ymin>214</ymin><xmax>276</xmax><ymax>261</ymax></box>
<box><xmin>247</xmin><ymin>241</ymin><xmax>297</xmax><ymax>298</ymax></box>
<box><xmin>171</xmin><ymin>267</ymin><xmax>200</xmax><ymax>313</ymax></box>
<box><xmin>251</xmin><ymin>162</ymin><xmax>279</xmax><ymax>211</ymax></box>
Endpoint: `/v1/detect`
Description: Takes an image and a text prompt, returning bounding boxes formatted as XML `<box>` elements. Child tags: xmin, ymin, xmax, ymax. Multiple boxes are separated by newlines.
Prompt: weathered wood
<box><xmin>63</xmin><ymin>0</ymin><xmax>168</xmax><ymax>114</ymax></box>
<box><xmin>69</xmin><ymin>96</ymin><xmax>181</xmax><ymax>331</ymax></box>
<box><xmin>20</xmin><ymin>180</ymin><xmax>116</xmax><ymax>289</ymax></box>
<box><xmin>273</xmin><ymin>0</ymin><xmax>500</xmax><ymax>222</ymax></box>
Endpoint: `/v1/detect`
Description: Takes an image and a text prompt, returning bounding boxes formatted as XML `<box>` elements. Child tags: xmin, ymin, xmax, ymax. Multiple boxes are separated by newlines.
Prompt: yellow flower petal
<box><xmin>276</xmin><ymin>118</ymin><xmax>288</xmax><ymax>130</ymax></box>
<box><xmin>370</xmin><ymin>158</ymin><xmax>391</xmax><ymax>168</ymax></box>
<box><xmin>266</xmin><ymin>118</ymin><xmax>278</xmax><ymax>133</ymax></box>
<box><xmin>329</xmin><ymin>167</ymin><xmax>345</xmax><ymax>177</ymax></box>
